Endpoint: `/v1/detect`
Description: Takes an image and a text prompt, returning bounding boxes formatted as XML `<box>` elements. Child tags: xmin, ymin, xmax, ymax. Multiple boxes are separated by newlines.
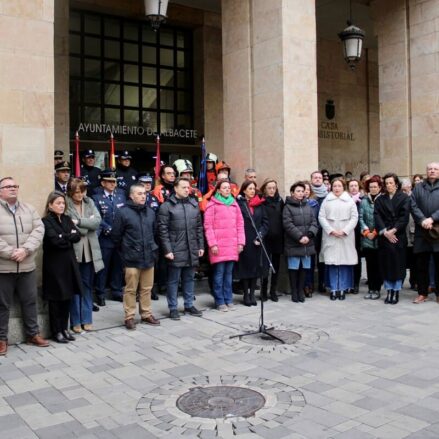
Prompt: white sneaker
<box><xmin>226</xmin><ymin>303</ymin><xmax>235</xmax><ymax>311</ymax></box>
<box><xmin>217</xmin><ymin>304</ymin><xmax>228</xmax><ymax>312</ymax></box>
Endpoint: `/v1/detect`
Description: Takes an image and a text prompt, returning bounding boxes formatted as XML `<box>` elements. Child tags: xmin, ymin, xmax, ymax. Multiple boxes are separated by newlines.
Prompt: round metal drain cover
<box><xmin>239</xmin><ymin>329</ymin><xmax>301</xmax><ymax>345</ymax></box>
<box><xmin>176</xmin><ymin>385</ymin><xmax>265</xmax><ymax>418</ymax></box>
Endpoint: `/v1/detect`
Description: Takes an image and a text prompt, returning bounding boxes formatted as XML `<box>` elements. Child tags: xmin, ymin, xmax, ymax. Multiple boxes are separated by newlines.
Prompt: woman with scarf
<box><xmin>348</xmin><ymin>179</ymin><xmax>363</xmax><ymax>293</ymax></box>
<box><xmin>374</xmin><ymin>173</ymin><xmax>410</xmax><ymax>305</ymax></box>
<box><xmin>234</xmin><ymin>180</ymin><xmax>269</xmax><ymax>306</ymax></box>
<box><xmin>260</xmin><ymin>179</ymin><xmax>284</xmax><ymax>302</ymax></box>
<box><xmin>359</xmin><ymin>176</ymin><xmax>383</xmax><ymax>300</ymax></box>
<box><xmin>204</xmin><ymin>180</ymin><xmax>245</xmax><ymax>311</ymax></box>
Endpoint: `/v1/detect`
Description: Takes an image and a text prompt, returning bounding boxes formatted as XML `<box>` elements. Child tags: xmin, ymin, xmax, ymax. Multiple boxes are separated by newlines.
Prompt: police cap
<box><xmin>100</xmin><ymin>170</ymin><xmax>117</xmax><ymax>181</ymax></box>
<box><xmin>55</xmin><ymin>161</ymin><xmax>71</xmax><ymax>172</ymax></box>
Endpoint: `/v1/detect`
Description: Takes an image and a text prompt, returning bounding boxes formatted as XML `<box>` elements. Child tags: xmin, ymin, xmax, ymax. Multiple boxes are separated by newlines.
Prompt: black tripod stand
<box><xmin>229</xmin><ymin>197</ymin><xmax>285</xmax><ymax>344</ymax></box>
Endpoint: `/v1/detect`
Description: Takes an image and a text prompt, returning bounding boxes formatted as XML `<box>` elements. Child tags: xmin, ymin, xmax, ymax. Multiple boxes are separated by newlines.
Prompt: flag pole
<box><xmin>74</xmin><ymin>131</ymin><xmax>81</xmax><ymax>177</ymax></box>
<box><xmin>154</xmin><ymin>134</ymin><xmax>161</xmax><ymax>184</ymax></box>
<box><xmin>110</xmin><ymin>133</ymin><xmax>116</xmax><ymax>170</ymax></box>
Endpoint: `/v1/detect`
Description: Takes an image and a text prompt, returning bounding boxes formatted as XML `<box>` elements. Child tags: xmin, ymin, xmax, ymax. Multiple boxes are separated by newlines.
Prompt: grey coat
<box><xmin>411</xmin><ymin>179</ymin><xmax>439</xmax><ymax>253</ymax></box>
<box><xmin>158</xmin><ymin>194</ymin><xmax>204</xmax><ymax>267</ymax></box>
<box><xmin>66</xmin><ymin>196</ymin><xmax>104</xmax><ymax>273</ymax></box>
<box><xmin>283</xmin><ymin>197</ymin><xmax>318</xmax><ymax>257</ymax></box>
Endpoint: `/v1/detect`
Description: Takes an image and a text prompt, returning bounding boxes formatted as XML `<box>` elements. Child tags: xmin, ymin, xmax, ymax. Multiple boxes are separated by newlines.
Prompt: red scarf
<box><xmin>247</xmin><ymin>194</ymin><xmax>265</xmax><ymax>214</ymax></box>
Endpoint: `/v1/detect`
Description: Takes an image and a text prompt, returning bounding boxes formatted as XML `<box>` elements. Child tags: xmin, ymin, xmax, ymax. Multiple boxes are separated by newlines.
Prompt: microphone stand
<box><xmin>230</xmin><ymin>196</ymin><xmax>285</xmax><ymax>344</ymax></box>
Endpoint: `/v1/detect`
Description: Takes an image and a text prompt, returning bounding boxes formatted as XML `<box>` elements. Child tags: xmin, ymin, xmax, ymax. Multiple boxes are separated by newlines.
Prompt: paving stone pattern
<box><xmin>1</xmin><ymin>283</ymin><xmax>439</xmax><ymax>438</ymax></box>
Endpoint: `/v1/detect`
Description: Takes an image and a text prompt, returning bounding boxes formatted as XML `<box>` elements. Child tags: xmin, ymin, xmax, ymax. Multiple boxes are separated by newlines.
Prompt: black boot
<box><xmin>391</xmin><ymin>290</ymin><xmax>399</xmax><ymax>304</ymax></box>
<box><xmin>250</xmin><ymin>278</ymin><xmax>257</xmax><ymax>306</ymax></box>
<box><xmin>384</xmin><ymin>290</ymin><xmax>393</xmax><ymax>304</ymax></box>
<box><xmin>330</xmin><ymin>291</ymin><xmax>337</xmax><ymax>301</ymax></box>
<box><xmin>269</xmin><ymin>273</ymin><xmax>279</xmax><ymax>302</ymax></box>
<box><xmin>288</xmin><ymin>270</ymin><xmax>299</xmax><ymax>302</ymax></box>
<box><xmin>339</xmin><ymin>290</ymin><xmax>346</xmax><ymax>300</ymax></box>
<box><xmin>297</xmin><ymin>268</ymin><xmax>306</xmax><ymax>302</ymax></box>
<box><xmin>242</xmin><ymin>280</ymin><xmax>251</xmax><ymax>306</ymax></box>
<box><xmin>261</xmin><ymin>278</ymin><xmax>268</xmax><ymax>302</ymax></box>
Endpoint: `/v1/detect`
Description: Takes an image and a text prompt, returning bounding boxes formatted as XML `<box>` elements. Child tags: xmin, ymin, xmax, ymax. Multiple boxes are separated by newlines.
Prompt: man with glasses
<box><xmin>0</xmin><ymin>177</ymin><xmax>49</xmax><ymax>355</ymax></box>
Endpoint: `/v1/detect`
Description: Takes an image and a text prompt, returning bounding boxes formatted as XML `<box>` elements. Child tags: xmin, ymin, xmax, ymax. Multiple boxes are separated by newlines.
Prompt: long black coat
<box><xmin>374</xmin><ymin>191</ymin><xmax>410</xmax><ymax>281</ymax></box>
<box><xmin>411</xmin><ymin>179</ymin><xmax>439</xmax><ymax>253</ymax></box>
<box><xmin>283</xmin><ymin>196</ymin><xmax>319</xmax><ymax>257</ymax></box>
<box><xmin>234</xmin><ymin>197</ymin><xmax>269</xmax><ymax>279</ymax></box>
<box><xmin>158</xmin><ymin>194</ymin><xmax>204</xmax><ymax>267</ymax></box>
<box><xmin>42</xmin><ymin>213</ymin><xmax>82</xmax><ymax>301</ymax></box>
<box><xmin>264</xmin><ymin>196</ymin><xmax>284</xmax><ymax>254</ymax></box>
<box><xmin>111</xmin><ymin>200</ymin><xmax>158</xmax><ymax>269</ymax></box>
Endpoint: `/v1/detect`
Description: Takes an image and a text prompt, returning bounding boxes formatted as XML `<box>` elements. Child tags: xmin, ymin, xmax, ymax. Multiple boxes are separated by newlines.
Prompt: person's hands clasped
<box><xmin>198</xmin><ymin>249</ymin><xmax>204</xmax><ymax>257</ymax></box>
<box><xmin>384</xmin><ymin>228</ymin><xmax>398</xmax><ymax>243</ymax></box>
<box><xmin>165</xmin><ymin>252</ymin><xmax>174</xmax><ymax>260</ymax></box>
<box><xmin>211</xmin><ymin>245</ymin><xmax>219</xmax><ymax>255</ymax></box>
<box><xmin>11</xmin><ymin>248</ymin><xmax>27</xmax><ymax>262</ymax></box>
<box><xmin>330</xmin><ymin>230</ymin><xmax>346</xmax><ymax>238</ymax></box>
<box><xmin>422</xmin><ymin>217</ymin><xmax>434</xmax><ymax>230</ymax></box>
<box><xmin>299</xmin><ymin>236</ymin><xmax>309</xmax><ymax>245</ymax></box>
<box><xmin>238</xmin><ymin>245</ymin><xmax>244</xmax><ymax>253</ymax></box>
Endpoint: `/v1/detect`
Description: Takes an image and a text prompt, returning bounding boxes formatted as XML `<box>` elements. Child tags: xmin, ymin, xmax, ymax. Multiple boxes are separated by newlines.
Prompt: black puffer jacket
<box><xmin>283</xmin><ymin>196</ymin><xmax>319</xmax><ymax>257</ymax></box>
<box><xmin>411</xmin><ymin>179</ymin><xmax>439</xmax><ymax>253</ymax></box>
<box><xmin>111</xmin><ymin>200</ymin><xmax>158</xmax><ymax>269</ymax></box>
<box><xmin>158</xmin><ymin>194</ymin><xmax>204</xmax><ymax>267</ymax></box>
<box><xmin>264</xmin><ymin>196</ymin><xmax>284</xmax><ymax>254</ymax></box>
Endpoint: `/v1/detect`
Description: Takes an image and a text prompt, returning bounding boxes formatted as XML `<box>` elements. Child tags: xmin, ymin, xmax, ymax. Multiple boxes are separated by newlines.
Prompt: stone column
<box><xmin>0</xmin><ymin>0</ymin><xmax>55</xmax><ymax>342</ymax></box>
<box><xmin>222</xmin><ymin>0</ymin><xmax>318</xmax><ymax>193</ymax></box>
<box><xmin>373</xmin><ymin>0</ymin><xmax>439</xmax><ymax>176</ymax></box>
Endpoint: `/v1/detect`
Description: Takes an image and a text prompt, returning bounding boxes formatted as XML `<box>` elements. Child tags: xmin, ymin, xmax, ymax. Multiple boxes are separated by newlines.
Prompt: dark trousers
<box><xmin>0</xmin><ymin>271</ymin><xmax>39</xmax><ymax>340</ymax></box>
<box><xmin>262</xmin><ymin>253</ymin><xmax>281</xmax><ymax>292</ymax></box>
<box><xmin>363</xmin><ymin>248</ymin><xmax>383</xmax><ymax>291</ymax></box>
<box><xmin>48</xmin><ymin>300</ymin><xmax>71</xmax><ymax>335</ymax></box>
<box><xmin>406</xmin><ymin>247</ymin><xmax>417</xmax><ymax>288</ymax></box>
<box><xmin>95</xmin><ymin>246</ymin><xmax>124</xmax><ymax>299</ymax></box>
<box><xmin>353</xmin><ymin>249</ymin><xmax>362</xmax><ymax>287</ymax></box>
<box><xmin>417</xmin><ymin>252</ymin><xmax>439</xmax><ymax>296</ymax></box>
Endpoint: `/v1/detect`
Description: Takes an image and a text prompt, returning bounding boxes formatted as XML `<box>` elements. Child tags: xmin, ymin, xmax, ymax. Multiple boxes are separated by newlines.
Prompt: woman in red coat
<box><xmin>204</xmin><ymin>180</ymin><xmax>245</xmax><ymax>311</ymax></box>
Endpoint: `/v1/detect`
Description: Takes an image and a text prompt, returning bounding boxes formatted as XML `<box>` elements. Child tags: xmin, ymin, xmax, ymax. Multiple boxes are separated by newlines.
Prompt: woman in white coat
<box><xmin>319</xmin><ymin>178</ymin><xmax>358</xmax><ymax>300</ymax></box>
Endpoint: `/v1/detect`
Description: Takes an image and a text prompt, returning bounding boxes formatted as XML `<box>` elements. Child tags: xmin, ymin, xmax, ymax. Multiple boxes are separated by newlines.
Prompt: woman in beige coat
<box><xmin>318</xmin><ymin>178</ymin><xmax>358</xmax><ymax>300</ymax></box>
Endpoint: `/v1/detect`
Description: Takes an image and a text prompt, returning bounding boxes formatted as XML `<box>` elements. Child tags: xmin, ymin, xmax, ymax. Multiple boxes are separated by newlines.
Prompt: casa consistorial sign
<box><xmin>318</xmin><ymin>121</ymin><xmax>355</xmax><ymax>141</ymax></box>
<box><xmin>77</xmin><ymin>123</ymin><xmax>198</xmax><ymax>140</ymax></box>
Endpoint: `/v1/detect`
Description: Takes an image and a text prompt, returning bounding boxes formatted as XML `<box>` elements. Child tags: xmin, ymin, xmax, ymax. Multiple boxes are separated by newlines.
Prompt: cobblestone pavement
<box><xmin>2</xmin><ymin>282</ymin><xmax>439</xmax><ymax>439</ymax></box>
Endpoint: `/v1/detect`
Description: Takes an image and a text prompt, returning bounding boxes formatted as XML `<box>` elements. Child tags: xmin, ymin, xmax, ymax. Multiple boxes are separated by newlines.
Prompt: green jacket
<box><xmin>359</xmin><ymin>194</ymin><xmax>380</xmax><ymax>250</ymax></box>
<box><xmin>66</xmin><ymin>196</ymin><xmax>104</xmax><ymax>273</ymax></box>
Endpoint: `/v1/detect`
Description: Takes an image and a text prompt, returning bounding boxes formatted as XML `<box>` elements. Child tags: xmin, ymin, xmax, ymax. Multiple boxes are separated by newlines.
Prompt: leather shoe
<box><xmin>0</xmin><ymin>340</ymin><xmax>8</xmax><ymax>356</ymax></box>
<box><xmin>62</xmin><ymin>330</ymin><xmax>76</xmax><ymax>341</ymax></box>
<box><xmin>125</xmin><ymin>318</ymin><xmax>136</xmax><ymax>330</ymax></box>
<box><xmin>92</xmin><ymin>304</ymin><xmax>100</xmax><ymax>312</ymax></box>
<box><xmin>141</xmin><ymin>315</ymin><xmax>161</xmax><ymax>326</ymax></box>
<box><xmin>26</xmin><ymin>334</ymin><xmax>49</xmax><ymax>347</ymax></box>
<box><xmin>96</xmin><ymin>297</ymin><xmax>106</xmax><ymax>306</ymax></box>
<box><xmin>53</xmin><ymin>332</ymin><xmax>68</xmax><ymax>344</ymax></box>
<box><xmin>413</xmin><ymin>295</ymin><xmax>428</xmax><ymax>304</ymax></box>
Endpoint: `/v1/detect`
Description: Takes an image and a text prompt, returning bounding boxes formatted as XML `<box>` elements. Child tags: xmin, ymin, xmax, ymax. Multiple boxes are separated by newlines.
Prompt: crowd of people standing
<box><xmin>0</xmin><ymin>148</ymin><xmax>438</xmax><ymax>356</ymax></box>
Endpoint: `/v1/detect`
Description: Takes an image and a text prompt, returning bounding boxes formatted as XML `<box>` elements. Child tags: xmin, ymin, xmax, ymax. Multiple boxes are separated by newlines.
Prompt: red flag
<box><xmin>110</xmin><ymin>133</ymin><xmax>116</xmax><ymax>170</ymax></box>
<box><xmin>74</xmin><ymin>131</ymin><xmax>81</xmax><ymax>177</ymax></box>
<box><xmin>154</xmin><ymin>135</ymin><xmax>161</xmax><ymax>181</ymax></box>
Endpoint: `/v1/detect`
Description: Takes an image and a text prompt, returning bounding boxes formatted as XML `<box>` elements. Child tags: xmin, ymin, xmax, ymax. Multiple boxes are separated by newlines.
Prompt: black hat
<box><xmin>138</xmin><ymin>173</ymin><xmax>153</xmax><ymax>184</ymax></box>
<box><xmin>100</xmin><ymin>170</ymin><xmax>117</xmax><ymax>181</ymax></box>
<box><xmin>54</xmin><ymin>150</ymin><xmax>64</xmax><ymax>159</ymax></box>
<box><xmin>55</xmin><ymin>161</ymin><xmax>71</xmax><ymax>172</ymax></box>
<box><xmin>119</xmin><ymin>150</ymin><xmax>132</xmax><ymax>160</ymax></box>
<box><xmin>82</xmin><ymin>149</ymin><xmax>95</xmax><ymax>158</ymax></box>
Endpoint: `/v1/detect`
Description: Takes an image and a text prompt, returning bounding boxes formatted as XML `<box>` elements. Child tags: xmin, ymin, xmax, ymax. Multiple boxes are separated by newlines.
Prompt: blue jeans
<box><xmin>166</xmin><ymin>266</ymin><xmax>195</xmax><ymax>311</ymax></box>
<box><xmin>70</xmin><ymin>262</ymin><xmax>94</xmax><ymax>326</ymax></box>
<box><xmin>95</xmin><ymin>247</ymin><xmax>124</xmax><ymax>299</ymax></box>
<box><xmin>383</xmin><ymin>279</ymin><xmax>403</xmax><ymax>290</ymax></box>
<box><xmin>212</xmin><ymin>261</ymin><xmax>234</xmax><ymax>306</ymax></box>
<box><xmin>327</xmin><ymin>265</ymin><xmax>353</xmax><ymax>292</ymax></box>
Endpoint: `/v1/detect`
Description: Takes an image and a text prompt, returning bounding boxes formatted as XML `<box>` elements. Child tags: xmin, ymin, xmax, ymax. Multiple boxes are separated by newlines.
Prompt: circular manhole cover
<box><xmin>176</xmin><ymin>385</ymin><xmax>265</xmax><ymax>418</ymax></box>
<box><xmin>238</xmin><ymin>329</ymin><xmax>302</xmax><ymax>345</ymax></box>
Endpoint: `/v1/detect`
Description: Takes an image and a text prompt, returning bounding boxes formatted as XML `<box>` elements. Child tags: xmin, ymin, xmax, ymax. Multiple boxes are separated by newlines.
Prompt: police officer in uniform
<box><xmin>54</xmin><ymin>161</ymin><xmax>71</xmax><ymax>193</ymax></box>
<box><xmin>92</xmin><ymin>170</ymin><xmax>126</xmax><ymax>304</ymax></box>
<box><xmin>138</xmin><ymin>174</ymin><xmax>160</xmax><ymax>212</ymax></box>
<box><xmin>116</xmin><ymin>150</ymin><xmax>138</xmax><ymax>195</ymax></box>
<box><xmin>81</xmin><ymin>149</ymin><xmax>101</xmax><ymax>196</ymax></box>
<box><xmin>54</xmin><ymin>150</ymin><xmax>64</xmax><ymax>167</ymax></box>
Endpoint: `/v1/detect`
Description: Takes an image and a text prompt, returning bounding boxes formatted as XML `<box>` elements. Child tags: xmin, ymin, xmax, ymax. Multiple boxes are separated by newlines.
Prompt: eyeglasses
<box><xmin>0</xmin><ymin>185</ymin><xmax>19</xmax><ymax>190</ymax></box>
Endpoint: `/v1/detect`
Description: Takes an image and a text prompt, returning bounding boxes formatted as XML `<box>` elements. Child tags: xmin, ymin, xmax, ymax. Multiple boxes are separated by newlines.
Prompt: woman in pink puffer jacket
<box><xmin>204</xmin><ymin>180</ymin><xmax>245</xmax><ymax>311</ymax></box>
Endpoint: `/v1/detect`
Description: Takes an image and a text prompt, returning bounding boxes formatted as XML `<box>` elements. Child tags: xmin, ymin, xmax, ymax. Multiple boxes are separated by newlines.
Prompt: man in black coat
<box><xmin>112</xmin><ymin>183</ymin><xmax>160</xmax><ymax>330</ymax></box>
<box><xmin>411</xmin><ymin>162</ymin><xmax>439</xmax><ymax>303</ymax></box>
<box><xmin>158</xmin><ymin>178</ymin><xmax>204</xmax><ymax>320</ymax></box>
